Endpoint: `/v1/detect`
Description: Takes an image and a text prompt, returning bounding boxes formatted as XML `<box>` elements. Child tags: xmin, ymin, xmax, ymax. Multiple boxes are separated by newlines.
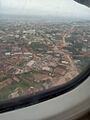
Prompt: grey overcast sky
<box><xmin>0</xmin><ymin>0</ymin><xmax>90</xmax><ymax>18</ymax></box>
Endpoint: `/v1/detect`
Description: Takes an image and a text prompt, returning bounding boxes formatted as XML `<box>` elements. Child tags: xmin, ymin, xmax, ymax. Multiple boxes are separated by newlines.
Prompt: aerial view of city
<box><xmin>0</xmin><ymin>0</ymin><xmax>90</xmax><ymax>101</ymax></box>
<box><xmin>0</xmin><ymin>16</ymin><xmax>90</xmax><ymax>101</ymax></box>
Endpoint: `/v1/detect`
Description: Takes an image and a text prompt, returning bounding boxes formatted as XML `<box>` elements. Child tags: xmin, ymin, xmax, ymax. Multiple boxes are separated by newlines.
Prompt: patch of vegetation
<box><xmin>8</xmin><ymin>68</ymin><xmax>16</xmax><ymax>74</ymax></box>
<box><xmin>0</xmin><ymin>80</ymin><xmax>30</xmax><ymax>101</ymax></box>
<box><xmin>67</xmin><ymin>46</ymin><xmax>79</xmax><ymax>55</ymax></box>
<box><xmin>78</xmin><ymin>56</ymin><xmax>90</xmax><ymax>71</ymax></box>
<box><xmin>17</xmin><ymin>72</ymin><xmax>33</xmax><ymax>80</ymax></box>
<box><xmin>30</xmin><ymin>42</ymin><xmax>48</xmax><ymax>52</ymax></box>
<box><xmin>0</xmin><ymin>75</ymin><xmax>8</xmax><ymax>82</ymax></box>
<box><xmin>18</xmin><ymin>60</ymin><xmax>26</xmax><ymax>67</ymax></box>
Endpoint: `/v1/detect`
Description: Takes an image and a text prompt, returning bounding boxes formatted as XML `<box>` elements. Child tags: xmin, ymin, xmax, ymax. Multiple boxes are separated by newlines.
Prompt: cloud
<box><xmin>0</xmin><ymin>0</ymin><xmax>90</xmax><ymax>18</ymax></box>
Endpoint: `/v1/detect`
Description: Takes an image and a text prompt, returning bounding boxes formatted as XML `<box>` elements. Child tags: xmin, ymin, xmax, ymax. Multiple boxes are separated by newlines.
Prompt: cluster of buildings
<box><xmin>0</xmin><ymin>20</ymin><xmax>89</xmax><ymax>99</ymax></box>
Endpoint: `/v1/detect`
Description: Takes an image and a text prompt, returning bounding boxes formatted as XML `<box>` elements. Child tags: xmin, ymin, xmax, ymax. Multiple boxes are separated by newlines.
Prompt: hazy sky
<box><xmin>0</xmin><ymin>0</ymin><xmax>90</xmax><ymax>18</ymax></box>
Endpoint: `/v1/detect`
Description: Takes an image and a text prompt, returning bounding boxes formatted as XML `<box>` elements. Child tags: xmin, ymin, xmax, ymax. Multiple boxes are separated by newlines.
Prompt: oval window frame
<box><xmin>0</xmin><ymin>0</ymin><xmax>90</xmax><ymax>114</ymax></box>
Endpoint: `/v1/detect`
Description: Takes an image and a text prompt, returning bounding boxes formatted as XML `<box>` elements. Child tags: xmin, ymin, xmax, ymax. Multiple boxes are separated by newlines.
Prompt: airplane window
<box><xmin>0</xmin><ymin>0</ymin><xmax>90</xmax><ymax>112</ymax></box>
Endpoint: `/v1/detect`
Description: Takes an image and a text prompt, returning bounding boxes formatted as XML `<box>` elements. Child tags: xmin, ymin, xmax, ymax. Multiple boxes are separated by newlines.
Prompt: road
<box><xmin>53</xmin><ymin>27</ymin><xmax>79</xmax><ymax>86</ymax></box>
<box><xmin>62</xmin><ymin>27</ymin><xmax>79</xmax><ymax>79</ymax></box>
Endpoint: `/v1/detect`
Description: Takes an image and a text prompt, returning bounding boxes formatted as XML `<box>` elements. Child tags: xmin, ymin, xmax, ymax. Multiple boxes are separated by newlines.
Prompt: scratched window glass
<box><xmin>0</xmin><ymin>0</ymin><xmax>90</xmax><ymax>101</ymax></box>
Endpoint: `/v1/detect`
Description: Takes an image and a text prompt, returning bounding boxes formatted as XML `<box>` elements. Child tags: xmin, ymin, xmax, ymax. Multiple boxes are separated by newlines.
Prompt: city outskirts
<box><xmin>0</xmin><ymin>16</ymin><xmax>90</xmax><ymax>101</ymax></box>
